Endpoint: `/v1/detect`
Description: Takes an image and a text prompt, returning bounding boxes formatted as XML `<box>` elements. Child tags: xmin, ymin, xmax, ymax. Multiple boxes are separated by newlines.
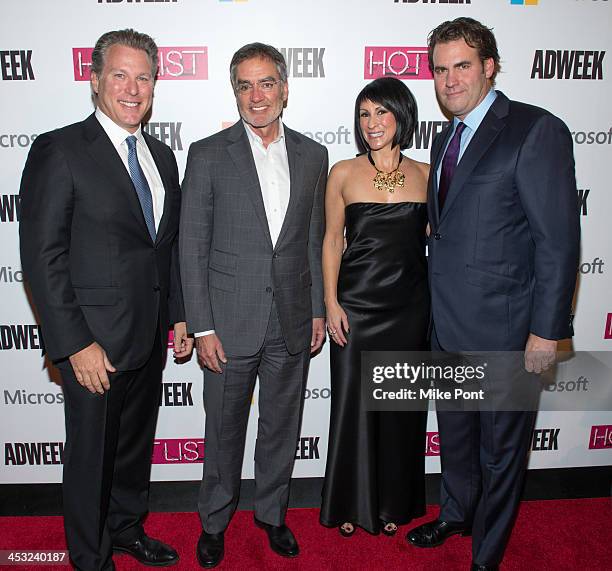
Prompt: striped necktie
<box><xmin>126</xmin><ymin>135</ymin><xmax>156</xmax><ymax>241</ymax></box>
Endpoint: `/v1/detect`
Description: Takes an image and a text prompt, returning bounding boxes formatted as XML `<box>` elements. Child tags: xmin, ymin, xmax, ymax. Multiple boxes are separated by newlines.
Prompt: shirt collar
<box><xmin>243</xmin><ymin>118</ymin><xmax>285</xmax><ymax>147</ymax></box>
<box><xmin>454</xmin><ymin>88</ymin><xmax>497</xmax><ymax>133</ymax></box>
<box><xmin>95</xmin><ymin>107</ymin><xmax>145</xmax><ymax>149</ymax></box>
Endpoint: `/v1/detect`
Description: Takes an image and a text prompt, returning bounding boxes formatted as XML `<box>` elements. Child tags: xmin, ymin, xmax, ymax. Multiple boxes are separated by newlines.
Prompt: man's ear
<box><xmin>483</xmin><ymin>57</ymin><xmax>495</xmax><ymax>80</ymax></box>
<box><xmin>91</xmin><ymin>72</ymin><xmax>99</xmax><ymax>95</ymax></box>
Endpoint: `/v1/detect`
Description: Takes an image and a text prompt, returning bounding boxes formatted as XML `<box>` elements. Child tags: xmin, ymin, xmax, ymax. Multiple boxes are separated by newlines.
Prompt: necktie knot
<box><xmin>126</xmin><ymin>135</ymin><xmax>137</xmax><ymax>152</ymax></box>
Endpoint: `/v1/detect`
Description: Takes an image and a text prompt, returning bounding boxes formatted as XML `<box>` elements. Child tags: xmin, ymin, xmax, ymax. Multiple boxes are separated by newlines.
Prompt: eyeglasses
<box><xmin>234</xmin><ymin>79</ymin><xmax>282</xmax><ymax>95</ymax></box>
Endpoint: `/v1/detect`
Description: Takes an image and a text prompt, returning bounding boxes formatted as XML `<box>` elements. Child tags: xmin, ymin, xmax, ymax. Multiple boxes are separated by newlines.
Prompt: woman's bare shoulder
<box><xmin>329</xmin><ymin>156</ymin><xmax>365</xmax><ymax>181</ymax></box>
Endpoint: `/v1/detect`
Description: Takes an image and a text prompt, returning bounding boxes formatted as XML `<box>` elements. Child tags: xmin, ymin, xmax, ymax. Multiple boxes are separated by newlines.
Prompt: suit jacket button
<box><xmin>153</xmin><ymin>286</ymin><xmax>160</xmax><ymax>292</ymax></box>
<box><xmin>433</xmin><ymin>233</ymin><xmax>441</xmax><ymax>240</ymax></box>
<box><xmin>273</xmin><ymin>253</ymin><xmax>279</xmax><ymax>259</ymax></box>
<box><xmin>266</xmin><ymin>287</ymin><xmax>272</xmax><ymax>293</ymax></box>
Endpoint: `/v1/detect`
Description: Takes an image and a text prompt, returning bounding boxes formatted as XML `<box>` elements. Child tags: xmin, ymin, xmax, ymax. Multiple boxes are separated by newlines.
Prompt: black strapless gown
<box><xmin>320</xmin><ymin>202</ymin><xmax>429</xmax><ymax>534</ymax></box>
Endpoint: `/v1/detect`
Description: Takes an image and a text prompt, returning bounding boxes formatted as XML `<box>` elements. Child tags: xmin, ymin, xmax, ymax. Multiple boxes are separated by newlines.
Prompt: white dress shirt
<box><xmin>243</xmin><ymin>119</ymin><xmax>291</xmax><ymax>247</ymax></box>
<box><xmin>195</xmin><ymin>119</ymin><xmax>291</xmax><ymax>339</ymax></box>
<box><xmin>95</xmin><ymin>108</ymin><xmax>165</xmax><ymax>229</ymax></box>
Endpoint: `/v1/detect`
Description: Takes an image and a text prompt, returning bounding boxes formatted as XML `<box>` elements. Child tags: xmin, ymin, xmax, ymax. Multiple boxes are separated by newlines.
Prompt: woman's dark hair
<box><xmin>354</xmin><ymin>77</ymin><xmax>418</xmax><ymax>154</ymax></box>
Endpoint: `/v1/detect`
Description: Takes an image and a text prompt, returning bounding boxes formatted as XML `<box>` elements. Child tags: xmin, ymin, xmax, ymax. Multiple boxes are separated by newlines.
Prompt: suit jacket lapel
<box><xmin>227</xmin><ymin>122</ymin><xmax>273</xmax><ymax>248</ymax></box>
<box><xmin>276</xmin><ymin>125</ymin><xmax>303</xmax><ymax>249</ymax></box>
<box><xmin>144</xmin><ymin>133</ymin><xmax>171</xmax><ymax>244</ymax></box>
<box><xmin>82</xmin><ymin>114</ymin><xmax>153</xmax><ymax>241</ymax></box>
<box><xmin>439</xmin><ymin>93</ymin><xmax>508</xmax><ymax>225</ymax></box>
<box><xmin>429</xmin><ymin>123</ymin><xmax>453</xmax><ymax>228</ymax></box>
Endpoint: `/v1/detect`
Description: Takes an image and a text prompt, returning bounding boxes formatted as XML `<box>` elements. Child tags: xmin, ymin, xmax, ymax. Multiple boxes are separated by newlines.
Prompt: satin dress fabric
<box><xmin>320</xmin><ymin>201</ymin><xmax>429</xmax><ymax>534</ymax></box>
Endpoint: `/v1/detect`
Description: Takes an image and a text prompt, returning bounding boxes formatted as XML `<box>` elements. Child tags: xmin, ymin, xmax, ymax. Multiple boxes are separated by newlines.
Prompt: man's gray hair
<box><xmin>230</xmin><ymin>42</ymin><xmax>287</xmax><ymax>88</ymax></box>
<box><xmin>91</xmin><ymin>29</ymin><xmax>158</xmax><ymax>78</ymax></box>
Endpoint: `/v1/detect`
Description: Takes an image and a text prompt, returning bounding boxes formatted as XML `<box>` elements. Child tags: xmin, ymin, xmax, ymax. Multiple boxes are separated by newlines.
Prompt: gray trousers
<box><xmin>198</xmin><ymin>303</ymin><xmax>310</xmax><ymax>533</ymax></box>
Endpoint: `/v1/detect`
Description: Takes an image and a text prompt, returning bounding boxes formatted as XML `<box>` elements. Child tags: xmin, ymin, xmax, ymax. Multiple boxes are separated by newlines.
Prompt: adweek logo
<box><xmin>0</xmin><ymin>50</ymin><xmax>34</xmax><ymax>81</ymax></box>
<box><xmin>531</xmin><ymin>50</ymin><xmax>605</xmax><ymax>80</ymax></box>
<box><xmin>152</xmin><ymin>438</ymin><xmax>204</xmax><ymax>463</ymax></box>
<box><xmin>426</xmin><ymin>428</ymin><xmax>561</xmax><ymax>455</ymax></box>
<box><xmin>5</xmin><ymin>442</ymin><xmax>64</xmax><ymax>465</ymax></box>
<box><xmin>143</xmin><ymin>122</ymin><xmax>183</xmax><ymax>151</ymax></box>
<box><xmin>577</xmin><ymin>189</ymin><xmax>590</xmax><ymax>216</ymax></box>
<box><xmin>408</xmin><ymin>120</ymin><xmax>450</xmax><ymax>150</ymax></box>
<box><xmin>0</xmin><ymin>195</ymin><xmax>20</xmax><ymax>223</ymax></box>
<box><xmin>279</xmin><ymin>48</ymin><xmax>325</xmax><ymax>78</ymax></box>
<box><xmin>364</xmin><ymin>47</ymin><xmax>433</xmax><ymax>80</ymax></box>
<box><xmin>531</xmin><ymin>428</ymin><xmax>560</xmax><ymax>451</ymax></box>
<box><xmin>0</xmin><ymin>325</ymin><xmax>44</xmax><ymax>351</ymax></box>
<box><xmin>73</xmin><ymin>47</ymin><xmax>208</xmax><ymax>81</ymax></box>
<box><xmin>159</xmin><ymin>382</ymin><xmax>193</xmax><ymax>407</ymax></box>
<box><xmin>589</xmin><ymin>425</ymin><xmax>612</xmax><ymax>449</ymax></box>
<box><xmin>295</xmin><ymin>436</ymin><xmax>320</xmax><ymax>460</ymax></box>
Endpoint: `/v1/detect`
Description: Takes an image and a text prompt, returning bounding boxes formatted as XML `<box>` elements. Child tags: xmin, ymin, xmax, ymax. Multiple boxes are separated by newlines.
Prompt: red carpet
<box><xmin>0</xmin><ymin>499</ymin><xmax>610</xmax><ymax>570</ymax></box>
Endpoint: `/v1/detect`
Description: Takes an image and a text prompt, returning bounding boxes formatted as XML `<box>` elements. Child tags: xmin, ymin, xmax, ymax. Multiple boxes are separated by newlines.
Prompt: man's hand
<box><xmin>311</xmin><ymin>318</ymin><xmax>326</xmax><ymax>353</ymax></box>
<box><xmin>524</xmin><ymin>333</ymin><xmax>557</xmax><ymax>373</ymax></box>
<box><xmin>69</xmin><ymin>342</ymin><xmax>116</xmax><ymax>394</ymax></box>
<box><xmin>173</xmin><ymin>321</ymin><xmax>193</xmax><ymax>359</ymax></box>
<box><xmin>196</xmin><ymin>334</ymin><xmax>227</xmax><ymax>373</ymax></box>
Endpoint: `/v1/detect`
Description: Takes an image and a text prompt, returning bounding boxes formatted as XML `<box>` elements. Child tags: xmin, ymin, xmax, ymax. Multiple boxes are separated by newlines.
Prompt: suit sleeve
<box><xmin>19</xmin><ymin>134</ymin><xmax>94</xmax><ymax>361</ymax></box>
<box><xmin>179</xmin><ymin>143</ymin><xmax>215</xmax><ymax>333</ymax></box>
<box><xmin>167</xmin><ymin>149</ymin><xmax>185</xmax><ymax>324</ymax></box>
<box><xmin>515</xmin><ymin>113</ymin><xmax>580</xmax><ymax>340</ymax></box>
<box><xmin>309</xmin><ymin>147</ymin><xmax>328</xmax><ymax>318</ymax></box>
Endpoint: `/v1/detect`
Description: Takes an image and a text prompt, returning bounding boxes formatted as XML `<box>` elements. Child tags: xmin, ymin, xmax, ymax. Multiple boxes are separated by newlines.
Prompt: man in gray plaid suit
<box><xmin>179</xmin><ymin>43</ymin><xmax>328</xmax><ymax>568</ymax></box>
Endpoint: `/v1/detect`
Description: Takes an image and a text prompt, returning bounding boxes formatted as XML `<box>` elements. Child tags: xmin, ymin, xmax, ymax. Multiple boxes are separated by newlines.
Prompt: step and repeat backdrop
<box><xmin>1</xmin><ymin>0</ymin><xmax>611</xmax><ymax>484</ymax></box>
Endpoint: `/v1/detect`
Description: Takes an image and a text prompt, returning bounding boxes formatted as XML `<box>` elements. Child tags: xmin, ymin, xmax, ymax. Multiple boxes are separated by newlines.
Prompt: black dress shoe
<box><xmin>113</xmin><ymin>533</ymin><xmax>178</xmax><ymax>567</ymax></box>
<box><xmin>254</xmin><ymin>518</ymin><xmax>299</xmax><ymax>557</ymax></box>
<box><xmin>471</xmin><ymin>563</ymin><xmax>499</xmax><ymax>571</ymax></box>
<box><xmin>196</xmin><ymin>531</ymin><xmax>224</xmax><ymax>568</ymax></box>
<box><xmin>406</xmin><ymin>519</ymin><xmax>471</xmax><ymax>548</ymax></box>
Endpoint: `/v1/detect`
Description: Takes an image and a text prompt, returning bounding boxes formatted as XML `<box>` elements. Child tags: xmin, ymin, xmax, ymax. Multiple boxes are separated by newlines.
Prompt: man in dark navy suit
<box><xmin>20</xmin><ymin>29</ymin><xmax>192</xmax><ymax>571</ymax></box>
<box><xmin>407</xmin><ymin>18</ymin><xmax>580</xmax><ymax>571</ymax></box>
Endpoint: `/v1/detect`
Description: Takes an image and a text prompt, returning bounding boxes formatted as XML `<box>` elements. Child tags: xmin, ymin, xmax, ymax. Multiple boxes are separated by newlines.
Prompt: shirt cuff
<box><xmin>194</xmin><ymin>330</ymin><xmax>215</xmax><ymax>337</ymax></box>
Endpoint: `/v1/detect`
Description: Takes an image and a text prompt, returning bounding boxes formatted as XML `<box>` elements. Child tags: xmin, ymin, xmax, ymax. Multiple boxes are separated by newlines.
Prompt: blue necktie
<box><xmin>126</xmin><ymin>135</ymin><xmax>156</xmax><ymax>241</ymax></box>
<box><xmin>438</xmin><ymin>122</ymin><xmax>466</xmax><ymax>213</ymax></box>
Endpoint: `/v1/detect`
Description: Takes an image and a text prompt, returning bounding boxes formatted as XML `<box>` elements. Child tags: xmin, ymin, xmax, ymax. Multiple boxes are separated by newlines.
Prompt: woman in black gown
<box><xmin>320</xmin><ymin>77</ymin><xmax>429</xmax><ymax>537</ymax></box>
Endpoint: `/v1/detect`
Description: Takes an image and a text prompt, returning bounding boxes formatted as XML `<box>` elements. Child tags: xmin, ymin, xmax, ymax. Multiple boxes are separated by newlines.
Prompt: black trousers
<box><xmin>59</xmin><ymin>329</ymin><xmax>163</xmax><ymax>571</ymax></box>
<box><xmin>432</xmin><ymin>327</ymin><xmax>538</xmax><ymax>566</ymax></box>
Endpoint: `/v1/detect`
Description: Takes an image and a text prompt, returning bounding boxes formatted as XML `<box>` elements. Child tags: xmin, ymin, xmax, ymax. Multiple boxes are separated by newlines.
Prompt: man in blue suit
<box><xmin>407</xmin><ymin>18</ymin><xmax>580</xmax><ymax>571</ymax></box>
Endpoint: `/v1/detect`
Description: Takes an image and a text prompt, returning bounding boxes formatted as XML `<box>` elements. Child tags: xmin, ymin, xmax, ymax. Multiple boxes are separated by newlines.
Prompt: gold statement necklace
<box><xmin>368</xmin><ymin>151</ymin><xmax>405</xmax><ymax>193</ymax></box>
